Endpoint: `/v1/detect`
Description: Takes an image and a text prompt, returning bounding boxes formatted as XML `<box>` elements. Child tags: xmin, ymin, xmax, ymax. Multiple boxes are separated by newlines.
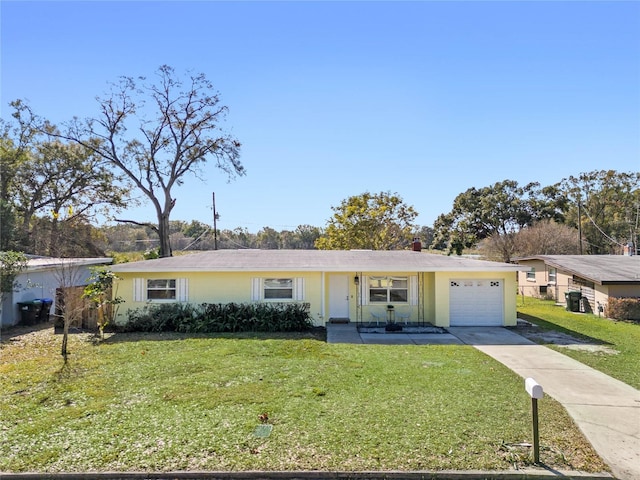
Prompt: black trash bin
<box><xmin>17</xmin><ymin>300</ymin><xmax>43</xmax><ymax>325</ymax></box>
<box><xmin>37</xmin><ymin>298</ymin><xmax>54</xmax><ymax>322</ymax></box>
<box><xmin>564</xmin><ymin>291</ymin><xmax>582</xmax><ymax>312</ymax></box>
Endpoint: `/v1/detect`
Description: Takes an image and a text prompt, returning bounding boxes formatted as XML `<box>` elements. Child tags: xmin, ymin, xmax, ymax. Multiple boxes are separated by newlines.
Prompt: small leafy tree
<box><xmin>83</xmin><ymin>267</ymin><xmax>123</xmax><ymax>340</ymax></box>
<box><xmin>0</xmin><ymin>251</ymin><xmax>28</xmax><ymax>330</ymax></box>
<box><xmin>0</xmin><ymin>251</ymin><xmax>28</xmax><ymax>297</ymax></box>
<box><xmin>316</xmin><ymin>191</ymin><xmax>418</xmax><ymax>250</ymax></box>
<box><xmin>53</xmin><ymin>260</ymin><xmax>86</xmax><ymax>362</ymax></box>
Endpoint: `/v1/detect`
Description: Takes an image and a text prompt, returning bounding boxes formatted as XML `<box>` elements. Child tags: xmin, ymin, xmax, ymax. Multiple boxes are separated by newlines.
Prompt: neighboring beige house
<box><xmin>1</xmin><ymin>256</ymin><xmax>113</xmax><ymax>328</ymax></box>
<box><xmin>515</xmin><ymin>255</ymin><xmax>640</xmax><ymax>313</ymax></box>
<box><xmin>110</xmin><ymin>249</ymin><xmax>524</xmax><ymax>328</ymax></box>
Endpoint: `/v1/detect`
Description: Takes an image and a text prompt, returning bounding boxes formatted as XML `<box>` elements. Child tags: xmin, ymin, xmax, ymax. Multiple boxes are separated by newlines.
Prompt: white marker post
<box><xmin>525</xmin><ymin>378</ymin><xmax>544</xmax><ymax>463</ymax></box>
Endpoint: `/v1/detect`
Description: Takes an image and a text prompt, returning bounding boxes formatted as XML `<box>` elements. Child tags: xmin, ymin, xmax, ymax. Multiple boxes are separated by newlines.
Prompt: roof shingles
<box><xmin>518</xmin><ymin>255</ymin><xmax>640</xmax><ymax>284</ymax></box>
<box><xmin>111</xmin><ymin>250</ymin><xmax>524</xmax><ymax>274</ymax></box>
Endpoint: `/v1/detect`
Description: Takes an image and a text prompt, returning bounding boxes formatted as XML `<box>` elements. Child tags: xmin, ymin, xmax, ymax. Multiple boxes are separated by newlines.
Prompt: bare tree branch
<box><xmin>114</xmin><ymin>218</ymin><xmax>159</xmax><ymax>234</ymax></box>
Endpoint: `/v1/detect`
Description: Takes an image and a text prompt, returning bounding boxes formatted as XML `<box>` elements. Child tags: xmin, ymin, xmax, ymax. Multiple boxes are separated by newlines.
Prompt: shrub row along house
<box><xmin>110</xmin><ymin>248</ymin><xmax>524</xmax><ymax>328</ymax></box>
<box><xmin>516</xmin><ymin>255</ymin><xmax>640</xmax><ymax>319</ymax></box>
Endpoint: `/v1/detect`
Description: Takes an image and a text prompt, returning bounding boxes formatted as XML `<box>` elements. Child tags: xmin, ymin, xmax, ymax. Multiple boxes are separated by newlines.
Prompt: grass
<box><xmin>0</xmin><ymin>326</ymin><xmax>607</xmax><ymax>474</ymax></box>
<box><xmin>517</xmin><ymin>296</ymin><xmax>640</xmax><ymax>389</ymax></box>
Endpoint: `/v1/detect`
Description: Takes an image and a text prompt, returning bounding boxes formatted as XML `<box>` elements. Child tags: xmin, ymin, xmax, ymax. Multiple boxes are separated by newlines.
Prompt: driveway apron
<box><xmin>448</xmin><ymin>327</ymin><xmax>640</xmax><ymax>480</ymax></box>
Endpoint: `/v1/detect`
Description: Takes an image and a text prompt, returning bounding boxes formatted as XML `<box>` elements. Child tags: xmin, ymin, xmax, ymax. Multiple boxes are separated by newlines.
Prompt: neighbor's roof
<box><xmin>25</xmin><ymin>256</ymin><xmax>113</xmax><ymax>272</ymax></box>
<box><xmin>111</xmin><ymin>249</ymin><xmax>524</xmax><ymax>273</ymax></box>
<box><xmin>515</xmin><ymin>255</ymin><xmax>640</xmax><ymax>285</ymax></box>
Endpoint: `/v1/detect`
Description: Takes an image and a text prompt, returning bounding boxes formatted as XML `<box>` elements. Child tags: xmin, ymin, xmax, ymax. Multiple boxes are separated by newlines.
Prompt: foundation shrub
<box><xmin>120</xmin><ymin>303</ymin><xmax>197</xmax><ymax>332</ymax></box>
<box><xmin>120</xmin><ymin>302</ymin><xmax>313</xmax><ymax>332</ymax></box>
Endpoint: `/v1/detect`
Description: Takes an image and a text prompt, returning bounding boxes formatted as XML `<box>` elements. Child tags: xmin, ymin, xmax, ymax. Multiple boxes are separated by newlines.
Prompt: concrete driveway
<box><xmin>327</xmin><ymin>324</ymin><xmax>640</xmax><ymax>480</ymax></box>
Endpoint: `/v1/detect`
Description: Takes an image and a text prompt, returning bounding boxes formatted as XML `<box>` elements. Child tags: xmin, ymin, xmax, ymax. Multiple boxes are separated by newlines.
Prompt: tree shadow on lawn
<box><xmin>0</xmin><ymin>321</ymin><xmax>54</xmax><ymax>343</ymax></box>
<box><xmin>99</xmin><ymin>327</ymin><xmax>327</xmax><ymax>344</ymax></box>
<box><xmin>513</xmin><ymin>313</ymin><xmax>613</xmax><ymax>347</ymax></box>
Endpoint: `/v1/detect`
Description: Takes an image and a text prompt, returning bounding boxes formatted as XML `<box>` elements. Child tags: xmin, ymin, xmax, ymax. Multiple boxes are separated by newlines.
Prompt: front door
<box><xmin>329</xmin><ymin>275</ymin><xmax>350</xmax><ymax>320</ymax></box>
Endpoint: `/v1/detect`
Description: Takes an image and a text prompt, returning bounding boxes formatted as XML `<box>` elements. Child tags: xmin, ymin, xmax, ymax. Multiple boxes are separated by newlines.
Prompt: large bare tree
<box><xmin>64</xmin><ymin>65</ymin><xmax>243</xmax><ymax>257</ymax></box>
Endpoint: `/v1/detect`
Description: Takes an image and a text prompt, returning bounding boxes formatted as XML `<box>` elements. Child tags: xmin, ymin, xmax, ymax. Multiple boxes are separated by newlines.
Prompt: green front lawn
<box><xmin>0</xmin><ymin>327</ymin><xmax>606</xmax><ymax>474</ymax></box>
<box><xmin>517</xmin><ymin>296</ymin><xmax>640</xmax><ymax>389</ymax></box>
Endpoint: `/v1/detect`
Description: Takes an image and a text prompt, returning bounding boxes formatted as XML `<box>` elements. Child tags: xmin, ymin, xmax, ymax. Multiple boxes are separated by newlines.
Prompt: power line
<box><xmin>581</xmin><ymin>206</ymin><xmax>626</xmax><ymax>248</ymax></box>
<box><xmin>181</xmin><ymin>226</ymin><xmax>211</xmax><ymax>251</ymax></box>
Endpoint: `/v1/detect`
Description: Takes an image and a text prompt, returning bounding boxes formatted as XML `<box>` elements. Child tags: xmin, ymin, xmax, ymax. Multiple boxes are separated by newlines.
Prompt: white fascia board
<box><xmin>26</xmin><ymin>257</ymin><xmax>113</xmax><ymax>272</ymax></box>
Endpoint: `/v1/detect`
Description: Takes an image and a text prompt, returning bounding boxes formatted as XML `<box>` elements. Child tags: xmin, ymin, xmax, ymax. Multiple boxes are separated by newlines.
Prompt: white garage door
<box><xmin>449</xmin><ymin>279</ymin><xmax>504</xmax><ymax>326</ymax></box>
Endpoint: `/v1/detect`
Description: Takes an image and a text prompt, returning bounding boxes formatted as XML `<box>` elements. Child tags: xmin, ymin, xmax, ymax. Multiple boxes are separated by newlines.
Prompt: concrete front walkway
<box><xmin>326</xmin><ymin>323</ymin><xmax>640</xmax><ymax>480</ymax></box>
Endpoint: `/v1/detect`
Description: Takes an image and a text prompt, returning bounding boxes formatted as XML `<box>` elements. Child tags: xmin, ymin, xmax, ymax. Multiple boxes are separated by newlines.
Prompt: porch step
<box><xmin>328</xmin><ymin>317</ymin><xmax>350</xmax><ymax>324</ymax></box>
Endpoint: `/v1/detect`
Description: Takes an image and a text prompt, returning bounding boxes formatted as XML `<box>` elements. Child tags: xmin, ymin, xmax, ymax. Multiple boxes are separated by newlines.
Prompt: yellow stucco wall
<box><xmin>423</xmin><ymin>272</ymin><xmax>436</xmax><ymax>324</ymax></box>
<box><xmin>115</xmin><ymin>271</ymin><xmax>324</xmax><ymax>325</ymax></box>
<box><xmin>433</xmin><ymin>271</ymin><xmax>518</xmax><ymax>327</ymax></box>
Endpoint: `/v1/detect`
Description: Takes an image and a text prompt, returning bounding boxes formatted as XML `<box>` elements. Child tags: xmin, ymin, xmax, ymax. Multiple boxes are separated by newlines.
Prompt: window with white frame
<box><xmin>368</xmin><ymin>276</ymin><xmax>408</xmax><ymax>303</ymax></box>
<box><xmin>147</xmin><ymin>279</ymin><xmax>176</xmax><ymax>300</ymax></box>
<box><xmin>263</xmin><ymin>278</ymin><xmax>294</xmax><ymax>300</ymax></box>
<box><xmin>548</xmin><ymin>267</ymin><xmax>557</xmax><ymax>284</ymax></box>
<box><xmin>134</xmin><ymin>278</ymin><xmax>188</xmax><ymax>302</ymax></box>
<box><xmin>526</xmin><ymin>268</ymin><xmax>536</xmax><ymax>281</ymax></box>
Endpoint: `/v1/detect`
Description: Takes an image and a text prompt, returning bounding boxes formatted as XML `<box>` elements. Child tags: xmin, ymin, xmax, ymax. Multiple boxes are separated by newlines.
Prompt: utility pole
<box><xmin>631</xmin><ymin>202</ymin><xmax>640</xmax><ymax>255</ymax></box>
<box><xmin>578</xmin><ymin>198</ymin><xmax>583</xmax><ymax>255</ymax></box>
<box><xmin>212</xmin><ymin>192</ymin><xmax>218</xmax><ymax>250</ymax></box>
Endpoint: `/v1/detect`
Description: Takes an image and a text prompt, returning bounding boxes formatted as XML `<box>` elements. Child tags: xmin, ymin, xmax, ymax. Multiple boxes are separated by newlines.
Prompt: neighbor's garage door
<box><xmin>449</xmin><ymin>279</ymin><xmax>504</xmax><ymax>326</ymax></box>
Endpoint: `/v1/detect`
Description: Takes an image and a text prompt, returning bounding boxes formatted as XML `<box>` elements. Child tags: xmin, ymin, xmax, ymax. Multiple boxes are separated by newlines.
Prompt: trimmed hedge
<box><xmin>607</xmin><ymin>297</ymin><xmax>640</xmax><ymax>322</ymax></box>
<box><xmin>117</xmin><ymin>302</ymin><xmax>314</xmax><ymax>333</ymax></box>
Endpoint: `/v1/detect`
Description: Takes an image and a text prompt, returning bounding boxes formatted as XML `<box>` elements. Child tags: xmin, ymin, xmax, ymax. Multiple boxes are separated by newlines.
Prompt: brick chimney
<box><xmin>412</xmin><ymin>237</ymin><xmax>422</xmax><ymax>252</ymax></box>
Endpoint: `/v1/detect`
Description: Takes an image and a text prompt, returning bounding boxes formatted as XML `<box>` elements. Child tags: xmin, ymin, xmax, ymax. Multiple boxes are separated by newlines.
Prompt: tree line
<box><xmin>432</xmin><ymin>173</ymin><xmax>639</xmax><ymax>261</ymax></box>
<box><xmin>1</xmin><ymin>66</ymin><xmax>638</xmax><ymax>261</ymax></box>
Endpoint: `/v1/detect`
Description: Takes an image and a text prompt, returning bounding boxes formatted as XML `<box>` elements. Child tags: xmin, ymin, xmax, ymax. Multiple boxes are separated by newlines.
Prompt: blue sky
<box><xmin>2</xmin><ymin>1</ymin><xmax>639</xmax><ymax>233</ymax></box>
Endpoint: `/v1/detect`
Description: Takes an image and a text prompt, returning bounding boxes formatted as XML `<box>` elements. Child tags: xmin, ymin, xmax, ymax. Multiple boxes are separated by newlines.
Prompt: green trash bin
<box><xmin>564</xmin><ymin>291</ymin><xmax>582</xmax><ymax>312</ymax></box>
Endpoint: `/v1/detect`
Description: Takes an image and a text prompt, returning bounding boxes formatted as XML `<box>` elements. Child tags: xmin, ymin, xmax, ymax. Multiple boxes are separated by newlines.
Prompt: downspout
<box><xmin>320</xmin><ymin>271</ymin><xmax>325</xmax><ymax>322</ymax></box>
<box><xmin>356</xmin><ymin>271</ymin><xmax>362</xmax><ymax>324</ymax></box>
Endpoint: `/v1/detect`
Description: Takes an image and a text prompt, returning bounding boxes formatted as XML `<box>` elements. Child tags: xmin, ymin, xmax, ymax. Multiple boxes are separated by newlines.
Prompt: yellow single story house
<box><xmin>111</xmin><ymin>249</ymin><xmax>523</xmax><ymax>328</ymax></box>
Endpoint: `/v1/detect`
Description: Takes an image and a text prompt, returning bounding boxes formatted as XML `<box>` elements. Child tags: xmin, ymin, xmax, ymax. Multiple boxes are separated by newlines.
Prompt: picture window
<box><xmin>369</xmin><ymin>276</ymin><xmax>408</xmax><ymax>303</ymax></box>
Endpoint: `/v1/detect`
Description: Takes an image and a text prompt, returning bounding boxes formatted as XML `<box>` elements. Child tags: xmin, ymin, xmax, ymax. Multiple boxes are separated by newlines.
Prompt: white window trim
<box><xmin>526</xmin><ymin>268</ymin><xmax>536</xmax><ymax>282</ymax></box>
<box><xmin>410</xmin><ymin>275</ymin><xmax>418</xmax><ymax>306</ymax></box>
<box><xmin>177</xmin><ymin>278</ymin><xmax>188</xmax><ymax>302</ymax></box>
<box><xmin>134</xmin><ymin>278</ymin><xmax>145</xmax><ymax>302</ymax></box>
<box><xmin>547</xmin><ymin>267</ymin><xmax>557</xmax><ymax>285</ymax></box>
<box><xmin>294</xmin><ymin>277</ymin><xmax>305</xmax><ymax>301</ymax></box>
